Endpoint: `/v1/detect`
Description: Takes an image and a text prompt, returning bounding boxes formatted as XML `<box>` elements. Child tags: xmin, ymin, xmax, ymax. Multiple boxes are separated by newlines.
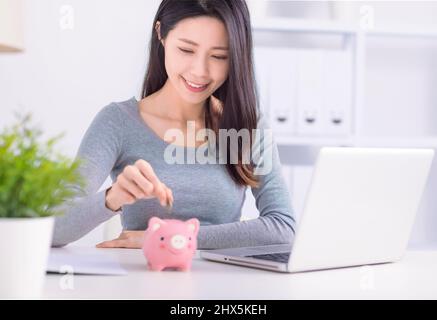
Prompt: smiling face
<box><xmin>158</xmin><ymin>16</ymin><xmax>230</xmax><ymax>105</ymax></box>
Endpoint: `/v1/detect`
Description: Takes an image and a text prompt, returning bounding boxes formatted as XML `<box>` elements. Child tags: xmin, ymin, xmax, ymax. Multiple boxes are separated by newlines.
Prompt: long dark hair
<box><xmin>142</xmin><ymin>0</ymin><xmax>260</xmax><ymax>188</ymax></box>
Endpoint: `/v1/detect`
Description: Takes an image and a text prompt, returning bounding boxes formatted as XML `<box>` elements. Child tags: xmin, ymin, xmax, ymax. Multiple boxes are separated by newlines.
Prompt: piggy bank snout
<box><xmin>170</xmin><ymin>234</ymin><xmax>188</xmax><ymax>250</ymax></box>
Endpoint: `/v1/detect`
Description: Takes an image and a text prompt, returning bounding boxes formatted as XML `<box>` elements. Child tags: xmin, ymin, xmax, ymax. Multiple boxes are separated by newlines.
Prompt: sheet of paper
<box><xmin>47</xmin><ymin>248</ymin><xmax>128</xmax><ymax>276</ymax></box>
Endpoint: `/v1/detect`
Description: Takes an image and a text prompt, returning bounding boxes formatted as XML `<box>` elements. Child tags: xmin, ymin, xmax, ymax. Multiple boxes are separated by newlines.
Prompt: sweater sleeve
<box><xmin>51</xmin><ymin>103</ymin><xmax>123</xmax><ymax>247</ymax></box>
<box><xmin>197</xmin><ymin>113</ymin><xmax>296</xmax><ymax>249</ymax></box>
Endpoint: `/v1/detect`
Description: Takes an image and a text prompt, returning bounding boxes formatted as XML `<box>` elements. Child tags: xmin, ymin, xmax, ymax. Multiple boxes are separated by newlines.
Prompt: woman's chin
<box><xmin>179</xmin><ymin>91</ymin><xmax>209</xmax><ymax>105</ymax></box>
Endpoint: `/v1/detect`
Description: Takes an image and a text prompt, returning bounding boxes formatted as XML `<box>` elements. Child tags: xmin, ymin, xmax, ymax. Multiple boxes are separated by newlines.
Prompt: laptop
<box><xmin>200</xmin><ymin>147</ymin><xmax>435</xmax><ymax>273</ymax></box>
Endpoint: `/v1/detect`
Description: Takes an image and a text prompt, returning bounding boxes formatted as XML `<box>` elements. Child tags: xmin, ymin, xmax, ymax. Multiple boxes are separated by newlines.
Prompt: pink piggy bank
<box><xmin>142</xmin><ymin>217</ymin><xmax>200</xmax><ymax>271</ymax></box>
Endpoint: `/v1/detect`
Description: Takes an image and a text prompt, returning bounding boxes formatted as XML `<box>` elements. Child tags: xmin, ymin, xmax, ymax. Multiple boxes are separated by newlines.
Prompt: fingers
<box><xmin>117</xmin><ymin>160</ymin><xmax>173</xmax><ymax>207</ymax></box>
<box><xmin>135</xmin><ymin>160</ymin><xmax>160</xmax><ymax>187</ymax></box>
<box><xmin>122</xmin><ymin>166</ymin><xmax>154</xmax><ymax>197</ymax></box>
<box><xmin>117</xmin><ymin>174</ymin><xmax>145</xmax><ymax>201</ymax></box>
<box><xmin>96</xmin><ymin>239</ymin><xmax>127</xmax><ymax>248</ymax></box>
<box><xmin>96</xmin><ymin>231</ymin><xmax>145</xmax><ymax>249</ymax></box>
<box><xmin>135</xmin><ymin>160</ymin><xmax>169</xmax><ymax>205</ymax></box>
<box><xmin>109</xmin><ymin>183</ymin><xmax>136</xmax><ymax>207</ymax></box>
<box><xmin>163</xmin><ymin>184</ymin><xmax>174</xmax><ymax>207</ymax></box>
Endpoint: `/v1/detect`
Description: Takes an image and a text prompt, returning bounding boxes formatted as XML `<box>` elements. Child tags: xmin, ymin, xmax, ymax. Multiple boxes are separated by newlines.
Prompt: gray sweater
<box><xmin>52</xmin><ymin>97</ymin><xmax>296</xmax><ymax>249</ymax></box>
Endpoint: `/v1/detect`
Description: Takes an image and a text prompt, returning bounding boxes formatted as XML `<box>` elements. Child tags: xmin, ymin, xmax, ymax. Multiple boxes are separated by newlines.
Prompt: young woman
<box><xmin>52</xmin><ymin>0</ymin><xmax>296</xmax><ymax>249</ymax></box>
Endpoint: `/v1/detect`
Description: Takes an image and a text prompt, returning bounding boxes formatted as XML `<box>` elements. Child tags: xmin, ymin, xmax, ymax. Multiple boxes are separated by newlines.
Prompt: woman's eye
<box><xmin>179</xmin><ymin>48</ymin><xmax>193</xmax><ymax>54</ymax></box>
<box><xmin>178</xmin><ymin>48</ymin><xmax>227</xmax><ymax>60</ymax></box>
<box><xmin>160</xmin><ymin>237</ymin><xmax>165</xmax><ymax>241</ymax></box>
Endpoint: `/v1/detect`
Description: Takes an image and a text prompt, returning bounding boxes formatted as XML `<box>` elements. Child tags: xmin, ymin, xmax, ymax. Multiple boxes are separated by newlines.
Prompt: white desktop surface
<box><xmin>43</xmin><ymin>246</ymin><xmax>437</xmax><ymax>299</ymax></box>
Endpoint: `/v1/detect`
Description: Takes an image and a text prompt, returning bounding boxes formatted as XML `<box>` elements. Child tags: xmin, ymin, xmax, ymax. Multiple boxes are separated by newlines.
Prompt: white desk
<box><xmin>43</xmin><ymin>246</ymin><xmax>437</xmax><ymax>299</ymax></box>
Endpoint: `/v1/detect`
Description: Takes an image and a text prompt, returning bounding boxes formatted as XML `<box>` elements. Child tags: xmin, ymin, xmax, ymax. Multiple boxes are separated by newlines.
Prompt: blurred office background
<box><xmin>1</xmin><ymin>0</ymin><xmax>436</xmax><ymax>248</ymax></box>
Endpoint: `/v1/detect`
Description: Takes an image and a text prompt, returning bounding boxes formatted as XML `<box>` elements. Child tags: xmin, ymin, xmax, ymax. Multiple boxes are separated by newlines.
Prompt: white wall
<box><xmin>0</xmin><ymin>0</ymin><xmax>160</xmax><ymax>150</ymax></box>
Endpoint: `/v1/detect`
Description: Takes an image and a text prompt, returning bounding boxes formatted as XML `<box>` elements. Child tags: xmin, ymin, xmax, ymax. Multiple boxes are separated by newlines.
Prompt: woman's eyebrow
<box><xmin>178</xmin><ymin>38</ymin><xmax>229</xmax><ymax>51</ymax></box>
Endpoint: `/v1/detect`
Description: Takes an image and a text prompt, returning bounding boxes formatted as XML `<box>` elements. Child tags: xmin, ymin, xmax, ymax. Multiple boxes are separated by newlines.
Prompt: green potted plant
<box><xmin>0</xmin><ymin>113</ymin><xmax>85</xmax><ymax>299</ymax></box>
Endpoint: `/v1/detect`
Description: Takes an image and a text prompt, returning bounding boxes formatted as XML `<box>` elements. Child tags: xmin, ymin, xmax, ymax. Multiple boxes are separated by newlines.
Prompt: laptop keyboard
<box><xmin>246</xmin><ymin>252</ymin><xmax>291</xmax><ymax>263</ymax></box>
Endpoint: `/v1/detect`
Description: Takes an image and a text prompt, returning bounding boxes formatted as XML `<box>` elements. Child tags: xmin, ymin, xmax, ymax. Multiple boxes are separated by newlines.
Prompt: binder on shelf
<box><xmin>296</xmin><ymin>49</ymin><xmax>325</xmax><ymax>136</ymax></box>
<box><xmin>322</xmin><ymin>49</ymin><xmax>353</xmax><ymax>136</ymax></box>
<box><xmin>268</xmin><ymin>48</ymin><xmax>298</xmax><ymax>135</ymax></box>
<box><xmin>253</xmin><ymin>46</ymin><xmax>272</xmax><ymax>122</ymax></box>
<box><xmin>254</xmin><ymin>46</ymin><xmax>353</xmax><ymax>142</ymax></box>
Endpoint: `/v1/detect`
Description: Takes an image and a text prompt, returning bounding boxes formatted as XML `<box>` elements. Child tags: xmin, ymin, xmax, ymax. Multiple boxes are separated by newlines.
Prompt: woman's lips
<box><xmin>182</xmin><ymin>77</ymin><xmax>210</xmax><ymax>93</ymax></box>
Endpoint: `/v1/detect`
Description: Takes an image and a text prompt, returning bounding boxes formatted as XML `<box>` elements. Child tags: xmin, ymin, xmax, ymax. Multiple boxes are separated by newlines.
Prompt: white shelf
<box><xmin>364</xmin><ymin>25</ymin><xmax>437</xmax><ymax>38</ymax></box>
<box><xmin>255</xmin><ymin>17</ymin><xmax>437</xmax><ymax>151</ymax></box>
<box><xmin>275</xmin><ymin>136</ymin><xmax>437</xmax><ymax>149</ymax></box>
<box><xmin>252</xmin><ymin>17</ymin><xmax>356</xmax><ymax>34</ymax></box>
<box><xmin>355</xmin><ymin>137</ymin><xmax>437</xmax><ymax>148</ymax></box>
<box><xmin>275</xmin><ymin>135</ymin><xmax>354</xmax><ymax>147</ymax></box>
<box><xmin>252</xmin><ymin>18</ymin><xmax>437</xmax><ymax>38</ymax></box>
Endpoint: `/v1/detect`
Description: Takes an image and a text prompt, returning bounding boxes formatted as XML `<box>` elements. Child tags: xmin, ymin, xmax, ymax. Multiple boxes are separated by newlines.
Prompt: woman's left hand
<box><xmin>96</xmin><ymin>230</ymin><xmax>145</xmax><ymax>249</ymax></box>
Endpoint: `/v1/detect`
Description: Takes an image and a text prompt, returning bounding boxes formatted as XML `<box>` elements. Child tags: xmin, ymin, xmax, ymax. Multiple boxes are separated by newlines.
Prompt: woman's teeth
<box><xmin>186</xmin><ymin>79</ymin><xmax>208</xmax><ymax>88</ymax></box>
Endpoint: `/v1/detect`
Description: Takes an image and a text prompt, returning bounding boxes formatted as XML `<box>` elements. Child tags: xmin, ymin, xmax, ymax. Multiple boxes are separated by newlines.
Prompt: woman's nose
<box><xmin>190</xmin><ymin>56</ymin><xmax>209</xmax><ymax>80</ymax></box>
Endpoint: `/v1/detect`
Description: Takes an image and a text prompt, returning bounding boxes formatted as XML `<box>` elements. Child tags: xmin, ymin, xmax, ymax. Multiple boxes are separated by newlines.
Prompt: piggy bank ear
<box><xmin>148</xmin><ymin>217</ymin><xmax>166</xmax><ymax>232</ymax></box>
<box><xmin>185</xmin><ymin>218</ymin><xmax>200</xmax><ymax>235</ymax></box>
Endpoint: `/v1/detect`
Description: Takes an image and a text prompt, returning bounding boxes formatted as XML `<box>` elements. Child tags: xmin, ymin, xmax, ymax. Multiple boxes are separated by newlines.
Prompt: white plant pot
<box><xmin>0</xmin><ymin>216</ymin><xmax>54</xmax><ymax>299</ymax></box>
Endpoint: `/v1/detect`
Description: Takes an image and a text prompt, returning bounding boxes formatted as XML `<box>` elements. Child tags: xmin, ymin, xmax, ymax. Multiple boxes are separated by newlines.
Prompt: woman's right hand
<box><xmin>105</xmin><ymin>159</ymin><xmax>173</xmax><ymax>212</ymax></box>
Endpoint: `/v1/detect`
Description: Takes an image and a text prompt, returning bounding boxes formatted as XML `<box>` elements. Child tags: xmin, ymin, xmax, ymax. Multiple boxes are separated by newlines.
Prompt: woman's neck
<box><xmin>153</xmin><ymin>79</ymin><xmax>206</xmax><ymax>123</ymax></box>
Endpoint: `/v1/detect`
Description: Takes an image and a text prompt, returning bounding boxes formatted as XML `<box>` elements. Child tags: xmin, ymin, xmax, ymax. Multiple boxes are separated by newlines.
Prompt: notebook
<box><xmin>47</xmin><ymin>247</ymin><xmax>127</xmax><ymax>275</ymax></box>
